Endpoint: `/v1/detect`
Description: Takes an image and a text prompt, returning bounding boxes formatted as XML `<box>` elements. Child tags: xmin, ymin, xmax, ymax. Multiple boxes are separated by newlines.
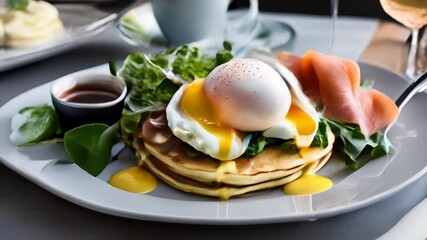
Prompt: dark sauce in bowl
<box><xmin>59</xmin><ymin>83</ymin><xmax>121</xmax><ymax>104</ymax></box>
<box><xmin>51</xmin><ymin>74</ymin><xmax>127</xmax><ymax>131</ymax></box>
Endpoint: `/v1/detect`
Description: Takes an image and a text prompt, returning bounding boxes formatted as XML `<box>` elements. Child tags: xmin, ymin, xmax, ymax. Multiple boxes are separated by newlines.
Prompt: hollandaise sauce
<box><xmin>108</xmin><ymin>166</ymin><xmax>157</xmax><ymax>194</ymax></box>
<box><xmin>216</xmin><ymin>161</ymin><xmax>237</xmax><ymax>182</ymax></box>
<box><xmin>218</xmin><ymin>187</ymin><xmax>231</xmax><ymax>201</ymax></box>
<box><xmin>283</xmin><ymin>163</ymin><xmax>333</xmax><ymax>195</ymax></box>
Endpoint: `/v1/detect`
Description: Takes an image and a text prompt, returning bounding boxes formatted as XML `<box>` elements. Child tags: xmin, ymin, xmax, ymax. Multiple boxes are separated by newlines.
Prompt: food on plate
<box><xmin>134</xmin><ymin>110</ymin><xmax>334</xmax><ymax>199</ymax></box>
<box><xmin>0</xmin><ymin>0</ymin><xmax>64</xmax><ymax>48</ymax></box>
<box><xmin>130</xmin><ymin>58</ymin><xmax>337</xmax><ymax>199</ymax></box>
<box><xmin>9</xmin><ymin>44</ymin><xmax>399</xmax><ymax>199</ymax></box>
<box><xmin>109</xmin><ymin>166</ymin><xmax>157</xmax><ymax>194</ymax></box>
<box><xmin>278</xmin><ymin>50</ymin><xmax>399</xmax><ymax>136</ymax></box>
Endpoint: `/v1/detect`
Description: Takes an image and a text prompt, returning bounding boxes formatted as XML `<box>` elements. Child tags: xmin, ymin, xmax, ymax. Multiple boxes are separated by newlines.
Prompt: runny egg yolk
<box><xmin>286</xmin><ymin>104</ymin><xmax>317</xmax><ymax>136</ymax></box>
<box><xmin>180</xmin><ymin>79</ymin><xmax>240</xmax><ymax>160</ymax></box>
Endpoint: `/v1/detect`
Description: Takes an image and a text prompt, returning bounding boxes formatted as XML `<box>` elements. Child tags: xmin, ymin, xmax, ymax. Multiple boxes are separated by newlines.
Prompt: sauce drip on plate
<box><xmin>109</xmin><ymin>166</ymin><xmax>157</xmax><ymax>194</ymax></box>
<box><xmin>283</xmin><ymin>163</ymin><xmax>333</xmax><ymax>195</ymax></box>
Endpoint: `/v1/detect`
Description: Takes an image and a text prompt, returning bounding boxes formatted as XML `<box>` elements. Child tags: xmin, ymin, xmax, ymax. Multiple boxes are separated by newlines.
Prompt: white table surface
<box><xmin>1</xmin><ymin>12</ymin><xmax>427</xmax><ymax>240</ymax></box>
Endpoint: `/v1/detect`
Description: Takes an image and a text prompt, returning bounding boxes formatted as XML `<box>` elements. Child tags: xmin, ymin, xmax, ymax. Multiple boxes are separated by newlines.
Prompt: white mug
<box><xmin>151</xmin><ymin>0</ymin><xmax>258</xmax><ymax>47</ymax></box>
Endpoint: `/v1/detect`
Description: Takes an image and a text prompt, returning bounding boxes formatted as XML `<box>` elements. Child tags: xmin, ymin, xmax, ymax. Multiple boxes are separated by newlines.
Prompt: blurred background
<box><xmin>231</xmin><ymin>0</ymin><xmax>392</xmax><ymax>20</ymax></box>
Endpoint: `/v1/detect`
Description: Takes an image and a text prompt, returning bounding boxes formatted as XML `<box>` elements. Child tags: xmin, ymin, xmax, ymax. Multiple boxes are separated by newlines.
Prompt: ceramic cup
<box><xmin>151</xmin><ymin>0</ymin><xmax>257</xmax><ymax>46</ymax></box>
<box><xmin>50</xmin><ymin>73</ymin><xmax>127</xmax><ymax>132</ymax></box>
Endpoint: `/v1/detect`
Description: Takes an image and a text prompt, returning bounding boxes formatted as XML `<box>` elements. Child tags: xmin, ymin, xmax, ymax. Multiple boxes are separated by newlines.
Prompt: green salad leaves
<box><xmin>243</xmin><ymin>117</ymin><xmax>392</xmax><ymax>170</ymax></box>
<box><xmin>325</xmin><ymin>119</ymin><xmax>393</xmax><ymax>170</ymax></box>
<box><xmin>118</xmin><ymin>43</ymin><xmax>233</xmax><ymax>111</ymax></box>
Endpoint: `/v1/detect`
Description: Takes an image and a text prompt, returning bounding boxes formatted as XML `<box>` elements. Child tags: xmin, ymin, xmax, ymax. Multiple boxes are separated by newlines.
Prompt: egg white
<box><xmin>166</xmin><ymin>60</ymin><xmax>319</xmax><ymax>160</ymax></box>
<box><xmin>262</xmin><ymin>64</ymin><xmax>319</xmax><ymax>147</ymax></box>
<box><xmin>166</xmin><ymin>84</ymin><xmax>250</xmax><ymax>161</ymax></box>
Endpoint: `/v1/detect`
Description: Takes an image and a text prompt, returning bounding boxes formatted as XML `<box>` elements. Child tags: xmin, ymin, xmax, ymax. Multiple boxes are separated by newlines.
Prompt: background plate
<box><xmin>0</xmin><ymin>3</ymin><xmax>124</xmax><ymax>72</ymax></box>
<box><xmin>0</xmin><ymin>63</ymin><xmax>426</xmax><ymax>225</ymax></box>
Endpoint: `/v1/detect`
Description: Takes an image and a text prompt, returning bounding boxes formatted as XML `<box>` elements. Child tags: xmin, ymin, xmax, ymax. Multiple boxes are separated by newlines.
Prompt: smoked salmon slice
<box><xmin>278</xmin><ymin>50</ymin><xmax>398</xmax><ymax>136</ymax></box>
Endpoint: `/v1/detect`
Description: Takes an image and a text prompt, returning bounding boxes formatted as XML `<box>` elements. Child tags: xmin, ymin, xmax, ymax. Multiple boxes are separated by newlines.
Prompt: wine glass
<box><xmin>225</xmin><ymin>0</ymin><xmax>296</xmax><ymax>56</ymax></box>
<box><xmin>379</xmin><ymin>0</ymin><xmax>427</xmax><ymax>79</ymax></box>
<box><xmin>330</xmin><ymin>0</ymin><xmax>339</xmax><ymax>54</ymax></box>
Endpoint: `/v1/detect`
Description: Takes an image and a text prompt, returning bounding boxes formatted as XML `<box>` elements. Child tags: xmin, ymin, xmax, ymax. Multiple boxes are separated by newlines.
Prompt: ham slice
<box><xmin>278</xmin><ymin>50</ymin><xmax>398</xmax><ymax>136</ymax></box>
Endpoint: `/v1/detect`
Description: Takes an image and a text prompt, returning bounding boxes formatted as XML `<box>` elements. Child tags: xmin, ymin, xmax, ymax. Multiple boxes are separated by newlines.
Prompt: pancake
<box><xmin>143</xmin><ymin>154</ymin><xmax>304</xmax><ymax>199</ymax></box>
<box><xmin>133</xmin><ymin>110</ymin><xmax>334</xmax><ymax>199</ymax></box>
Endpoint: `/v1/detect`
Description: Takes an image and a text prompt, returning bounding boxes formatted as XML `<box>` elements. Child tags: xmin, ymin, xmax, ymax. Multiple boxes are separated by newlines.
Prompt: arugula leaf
<box><xmin>153</xmin><ymin>78</ymin><xmax>180</xmax><ymax>104</ymax></box>
<box><xmin>7</xmin><ymin>0</ymin><xmax>29</xmax><ymax>10</ymax></box>
<box><xmin>10</xmin><ymin>105</ymin><xmax>59</xmax><ymax>145</ymax></box>
<box><xmin>171</xmin><ymin>45</ymin><xmax>217</xmax><ymax>81</ymax></box>
<box><xmin>117</xmin><ymin>44</ymin><xmax>233</xmax><ymax>111</ymax></box>
<box><xmin>64</xmin><ymin>123</ymin><xmax>120</xmax><ymax>176</ymax></box>
<box><xmin>324</xmin><ymin>119</ymin><xmax>393</xmax><ymax>170</ymax></box>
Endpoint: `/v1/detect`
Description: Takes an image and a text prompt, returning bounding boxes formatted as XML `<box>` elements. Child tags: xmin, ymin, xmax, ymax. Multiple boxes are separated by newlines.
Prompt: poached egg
<box><xmin>166</xmin><ymin>58</ymin><xmax>319</xmax><ymax>161</ymax></box>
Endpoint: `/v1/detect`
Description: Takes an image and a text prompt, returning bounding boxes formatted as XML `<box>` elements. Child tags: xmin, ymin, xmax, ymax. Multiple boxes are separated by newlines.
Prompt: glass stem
<box><xmin>406</xmin><ymin>28</ymin><xmax>420</xmax><ymax>80</ymax></box>
<box><xmin>330</xmin><ymin>0</ymin><xmax>339</xmax><ymax>54</ymax></box>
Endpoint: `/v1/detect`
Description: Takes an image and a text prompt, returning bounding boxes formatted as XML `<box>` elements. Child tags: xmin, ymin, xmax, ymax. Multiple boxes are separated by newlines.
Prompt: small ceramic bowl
<box><xmin>50</xmin><ymin>72</ymin><xmax>127</xmax><ymax>132</ymax></box>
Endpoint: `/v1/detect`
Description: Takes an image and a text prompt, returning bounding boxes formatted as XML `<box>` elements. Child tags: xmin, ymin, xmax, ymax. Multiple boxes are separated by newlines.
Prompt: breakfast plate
<box><xmin>0</xmin><ymin>3</ymin><xmax>119</xmax><ymax>72</ymax></box>
<box><xmin>1</xmin><ymin>62</ymin><xmax>427</xmax><ymax>225</ymax></box>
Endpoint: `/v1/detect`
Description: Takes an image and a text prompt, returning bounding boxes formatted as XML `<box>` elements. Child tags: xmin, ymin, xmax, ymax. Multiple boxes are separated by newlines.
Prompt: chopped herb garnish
<box><xmin>7</xmin><ymin>0</ymin><xmax>29</xmax><ymax>10</ymax></box>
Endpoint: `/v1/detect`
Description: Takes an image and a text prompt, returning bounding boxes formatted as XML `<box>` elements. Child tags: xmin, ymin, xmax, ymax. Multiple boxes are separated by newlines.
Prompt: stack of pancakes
<box><xmin>133</xmin><ymin>110</ymin><xmax>334</xmax><ymax>200</ymax></box>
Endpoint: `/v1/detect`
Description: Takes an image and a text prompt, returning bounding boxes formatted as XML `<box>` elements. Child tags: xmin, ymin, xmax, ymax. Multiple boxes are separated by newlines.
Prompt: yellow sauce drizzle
<box><xmin>216</xmin><ymin>161</ymin><xmax>237</xmax><ymax>182</ymax></box>
<box><xmin>180</xmin><ymin>79</ymin><xmax>238</xmax><ymax>160</ymax></box>
<box><xmin>108</xmin><ymin>166</ymin><xmax>157</xmax><ymax>194</ymax></box>
<box><xmin>283</xmin><ymin>162</ymin><xmax>333</xmax><ymax>195</ymax></box>
<box><xmin>283</xmin><ymin>174</ymin><xmax>333</xmax><ymax>195</ymax></box>
<box><xmin>218</xmin><ymin>187</ymin><xmax>230</xmax><ymax>201</ymax></box>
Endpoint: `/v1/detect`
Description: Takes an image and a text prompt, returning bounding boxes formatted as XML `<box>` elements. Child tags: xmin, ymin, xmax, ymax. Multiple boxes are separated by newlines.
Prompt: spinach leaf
<box><xmin>244</xmin><ymin>133</ymin><xmax>298</xmax><ymax>157</ymax></box>
<box><xmin>64</xmin><ymin>123</ymin><xmax>120</xmax><ymax>176</ymax></box>
<box><xmin>324</xmin><ymin>119</ymin><xmax>393</xmax><ymax>170</ymax></box>
<box><xmin>310</xmin><ymin>118</ymin><xmax>329</xmax><ymax>148</ymax></box>
<box><xmin>245</xmin><ymin>133</ymin><xmax>267</xmax><ymax>156</ymax></box>
<box><xmin>244</xmin><ymin>118</ymin><xmax>329</xmax><ymax>157</ymax></box>
<box><xmin>10</xmin><ymin>105</ymin><xmax>59</xmax><ymax>145</ymax></box>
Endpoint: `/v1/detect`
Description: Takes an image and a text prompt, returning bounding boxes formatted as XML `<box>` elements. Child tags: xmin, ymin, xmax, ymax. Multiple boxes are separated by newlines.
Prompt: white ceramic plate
<box><xmin>0</xmin><ymin>4</ymin><xmax>116</xmax><ymax>72</ymax></box>
<box><xmin>1</xmin><ymin>63</ymin><xmax>427</xmax><ymax>225</ymax></box>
